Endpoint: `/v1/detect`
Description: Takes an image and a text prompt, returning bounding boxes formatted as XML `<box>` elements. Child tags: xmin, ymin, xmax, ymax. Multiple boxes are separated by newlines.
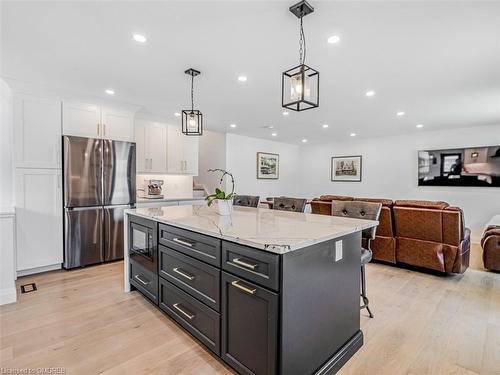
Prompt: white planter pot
<box><xmin>216</xmin><ymin>199</ymin><xmax>233</xmax><ymax>216</ymax></box>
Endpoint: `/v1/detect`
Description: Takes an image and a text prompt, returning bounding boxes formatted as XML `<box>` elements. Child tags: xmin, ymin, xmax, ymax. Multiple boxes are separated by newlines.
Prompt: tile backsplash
<box><xmin>136</xmin><ymin>175</ymin><xmax>193</xmax><ymax>198</ymax></box>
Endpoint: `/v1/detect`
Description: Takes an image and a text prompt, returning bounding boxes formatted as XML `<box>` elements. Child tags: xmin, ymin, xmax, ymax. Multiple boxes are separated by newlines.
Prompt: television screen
<box><xmin>418</xmin><ymin>146</ymin><xmax>500</xmax><ymax>187</ymax></box>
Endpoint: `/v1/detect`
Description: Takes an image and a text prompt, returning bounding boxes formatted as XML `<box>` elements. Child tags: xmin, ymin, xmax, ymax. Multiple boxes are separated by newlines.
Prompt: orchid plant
<box><xmin>205</xmin><ymin>169</ymin><xmax>236</xmax><ymax>207</ymax></box>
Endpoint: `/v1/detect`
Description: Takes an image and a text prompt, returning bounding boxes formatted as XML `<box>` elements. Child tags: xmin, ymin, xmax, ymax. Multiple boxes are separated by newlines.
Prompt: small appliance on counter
<box><xmin>144</xmin><ymin>179</ymin><xmax>164</xmax><ymax>199</ymax></box>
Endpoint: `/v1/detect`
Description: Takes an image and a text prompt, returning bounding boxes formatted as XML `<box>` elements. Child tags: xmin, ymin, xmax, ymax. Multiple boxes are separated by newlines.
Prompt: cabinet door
<box><xmin>14</xmin><ymin>95</ymin><xmax>62</xmax><ymax>168</ymax></box>
<box><xmin>15</xmin><ymin>169</ymin><xmax>63</xmax><ymax>272</ymax></box>
<box><xmin>167</xmin><ymin>125</ymin><xmax>184</xmax><ymax>174</ymax></box>
<box><xmin>148</xmin><ymin>122</ymin><xmax>168</xmax><ymax>173</ymax></box>
<box><xmin>183</xmin><ymin>135</ymin><xmax>199</xmax><ymax>175</ymax></box>
<box><xmin>134</xmin><ymin>120</ymin><xmax>147</xmax><ymax>173</ymax></box>
<box><xmin>221</xmin><ymin>272</ymin><xmax>278</xmax><ymax>375</ymax></box>
<box><xmin>101</xmin><ymin>108</ymin><xmax>134</xmax><ymax>142</ymax></box>
<box><xmin>62</xmin><ymin>102</ymin><xmax>101</xmax><ymax>138</ymax></box>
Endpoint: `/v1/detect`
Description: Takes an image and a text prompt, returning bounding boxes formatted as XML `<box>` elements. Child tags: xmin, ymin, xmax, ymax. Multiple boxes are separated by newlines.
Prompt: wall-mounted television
<box><xmin>418</xmin><ymin>146</ymin><xmax>500</xmax><ymax>187</ymax></box>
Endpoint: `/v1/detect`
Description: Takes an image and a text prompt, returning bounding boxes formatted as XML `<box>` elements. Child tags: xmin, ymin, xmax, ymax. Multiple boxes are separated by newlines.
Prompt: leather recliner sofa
<box><xmin>311</xmin><ymin>195</ymin><xmax>470</xmax><ymax>274</ymax></box>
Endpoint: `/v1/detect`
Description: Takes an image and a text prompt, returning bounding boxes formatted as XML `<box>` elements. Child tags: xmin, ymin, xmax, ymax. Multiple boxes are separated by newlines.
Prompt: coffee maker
<box><xmin>144</xmin><ymin>179</ymin><xmax>164</xmax><ymax>199</ymax></box>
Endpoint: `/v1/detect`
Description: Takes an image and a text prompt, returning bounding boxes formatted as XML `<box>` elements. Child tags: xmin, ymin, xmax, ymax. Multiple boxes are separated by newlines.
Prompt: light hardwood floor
<box><xmin>1</xmin><ymin>244</ymin><xmax>499</xmax><ymax>375</ymax></box>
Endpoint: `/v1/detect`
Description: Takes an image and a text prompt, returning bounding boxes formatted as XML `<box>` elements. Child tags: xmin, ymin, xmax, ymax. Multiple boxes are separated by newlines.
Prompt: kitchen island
<box><xmin>124</xmin><ymin>205</ymin><xmax>378</xmax><ymax>375</ymax></box>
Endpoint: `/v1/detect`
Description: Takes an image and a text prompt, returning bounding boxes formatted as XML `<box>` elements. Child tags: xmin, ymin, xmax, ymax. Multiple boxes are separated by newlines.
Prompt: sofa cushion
<box><xmin>318</xmin><ymin>195</ymin><xmax>353</xmax><ymax>202</ymax></box>
<box><xmin>353</xmin><ymin>197</ymin><xmax>393</xmax><ymax>207</ymax></box>
<box><xmin>394</xmin><ymin>200</ymin><xmax>449</xmax><ymax>210</ymax></box>
<box><xmin>393</xmin><ymin>206</ymin><xmax>443</xmax><ymax>243</ymax></box>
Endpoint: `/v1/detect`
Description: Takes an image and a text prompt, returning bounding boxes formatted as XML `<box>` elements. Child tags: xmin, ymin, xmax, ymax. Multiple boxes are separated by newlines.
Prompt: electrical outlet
<box><xmin>335</xmin><ymin>240</ymin><xmax>343</xmax><ymax>262</ymax></box>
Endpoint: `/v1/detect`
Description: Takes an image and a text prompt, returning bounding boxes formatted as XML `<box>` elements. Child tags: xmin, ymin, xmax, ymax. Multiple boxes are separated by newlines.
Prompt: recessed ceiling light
<box><xmin>105</xmin><ymin>89</ymin><xmax>115</xmax><ymax>95</ymax></box>
<box><xmin>229</xmin><ymin>123</ymin><xmax>237</xmax><ymax>128</ymax></box>
<box><xmin>271</xmin><ymin>133</ymin><xmax>277</xmax><ymax>137</ymax></box>
<box><xmin>282</xmin><ymin>111</ymin><xmax>289</xmax><ymax>116</ymax></box>
<box><xmin>396</xmin><ymin>111</ymin><xmax>405</xmax><ymax>116</ymax></box>
<box><xmin>261</xmin><ymin>125</ymin><xmax>274</xmax><ymax>129</ymax></box>
<box><xmin>327</xmin><ymin>35</ymin><xmax>340</xmax><ymax>44</ymax></box>
<box><xmin>301</xmin><ymin>139</ymin><xmax>308</xmax><ymax>143</ymax></box>
<box><xmin>350</xmin><ymin>132</ymin><xmax>357</xmax><ymax>137</ymax></box>
<box><xmin>416</xmin><ymin>124</ymin><xmax>424</xmax><ymax>128</ymax></box>
<box><xmin>133</xmin><ymin>34</ymin><xmax>147</xmax><ymax>43</ymax></box>
<box><xmin>365</xmin><ymin>91</ymin><xmax>375</xmax><ymax>97</ymax></box>
<box><xmin>238</xmin><ymin>76</ymin><xmax>247</xmax><ymax>82</ymax></box>
<box><xmin>322</xmin><ymin>124</ymin><xmax>329</xmax><ymax>128</ymax></box>
<box><xmin>174</xmin><ymin>112</ymin><xmax>181</xmax><ymax>117</ymax></box>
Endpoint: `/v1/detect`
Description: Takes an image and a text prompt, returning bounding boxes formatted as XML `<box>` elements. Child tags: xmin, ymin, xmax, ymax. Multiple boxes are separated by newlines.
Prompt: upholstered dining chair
<box><xmin>330</xmin><ymin>200</ymin><xmax>382</xmax><ymax>318</ymax></box>
<box><xmin>233</xmin><ymin>195</ymin><xmax>260</xmax><ymax>208</ymax></box>
<box><xmin>273</xmin><ymin>197</ymin><xmax>307</xmax><ymax>213</ymax></box>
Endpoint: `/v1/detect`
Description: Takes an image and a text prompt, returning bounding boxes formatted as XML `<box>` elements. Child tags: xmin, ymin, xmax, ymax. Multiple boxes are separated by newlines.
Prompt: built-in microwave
<box><xmin>129</xmin><ymin>216</ymin><xmax>157</xmax><ymax>273</ymax></box>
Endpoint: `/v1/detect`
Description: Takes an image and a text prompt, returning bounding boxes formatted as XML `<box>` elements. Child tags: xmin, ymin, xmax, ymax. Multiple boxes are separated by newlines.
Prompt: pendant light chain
<box><xmin>190</xmin><ymin>74</ymin><xmax>194</xmax><ymax>112</ymax></box>
<box><xmin>298</xmin><ymin>15</ymin><xmax>307</xmax><ymax>65</ymax></box>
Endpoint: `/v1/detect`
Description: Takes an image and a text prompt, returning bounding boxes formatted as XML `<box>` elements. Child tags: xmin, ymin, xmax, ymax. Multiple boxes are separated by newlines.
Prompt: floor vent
<box><xmin>20</xmin><ymin>283</ymin><xmax>37</xmax><ymax>294</ymax></box>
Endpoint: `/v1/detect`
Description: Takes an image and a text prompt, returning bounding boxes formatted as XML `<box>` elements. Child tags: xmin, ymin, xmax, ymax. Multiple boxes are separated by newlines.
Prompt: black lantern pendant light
<box><xmin>282</xmin><ymin>0</ymin><xmax>319</xmax><ymax>112</ymax></box>
<box><xmin>182</xmin><ymin>68</ymin><xmax>203</xmax><ymax>136</ymax></box>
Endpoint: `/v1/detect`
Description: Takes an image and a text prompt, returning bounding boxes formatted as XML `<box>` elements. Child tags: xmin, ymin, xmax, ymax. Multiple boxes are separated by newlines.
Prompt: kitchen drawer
<box><xmin>158</xmin><ymin>224</ymin><xmax>221</xmax><ymax>267</ymax></box>
<box><xmin>130</xmin><ymin>259</ymin><xmax>158</xmax><ymax>305</ymax></box>
<box><xmin>222</xmin><ymin>241</ymin><xmax>280</xmax><ymax>291</ymax></box>
<box><xmin>159</xmin><ymin>278</ymin><xmax>220</xmax><ymax>355</ymax></box>
<box><xmin>159</xmin><ymin>245</ymin><xmax>220</xmax><ymax>311</ymax></box>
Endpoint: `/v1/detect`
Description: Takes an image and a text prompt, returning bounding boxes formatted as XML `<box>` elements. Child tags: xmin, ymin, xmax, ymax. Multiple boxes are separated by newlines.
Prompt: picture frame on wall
<box><xmin>331</xmin><ymin>155</ymin><xmax>362</xmax><ymax>182</ymax></box>
<box><xmin>257</xmin><ymin>152</ymin><xmax>279</xmax><ymax>179</ymax></box>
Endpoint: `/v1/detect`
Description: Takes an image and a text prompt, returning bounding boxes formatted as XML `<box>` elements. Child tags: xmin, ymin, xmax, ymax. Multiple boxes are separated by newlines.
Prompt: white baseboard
<box><xmin>17</xmin><ymin>263</ymin><xmax>61</xmax><ymax>277</ymax></box>
<box><xmin>0</xmin><ymin>287</ymin><xmax>17</xmax><ymax>305</ymax></box>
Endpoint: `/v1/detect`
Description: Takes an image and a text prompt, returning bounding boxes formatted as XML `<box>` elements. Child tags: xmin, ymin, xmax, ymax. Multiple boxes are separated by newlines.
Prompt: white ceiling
<box><xmin>2</xmin><ymin>1</ymin><xmax>500</xmax><ymax>144</ymax></box>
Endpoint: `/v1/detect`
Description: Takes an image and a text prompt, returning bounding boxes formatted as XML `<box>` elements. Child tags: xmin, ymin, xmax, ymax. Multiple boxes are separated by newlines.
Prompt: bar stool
<box><xmin>330</xmin><ymin>200</ymin><xmax>382</xmax><ymax>318</ymax></box>
<box><xmin>233</xmin><ymin>195</ymin><xmax>260</xmax><ymax>208</ymax></box>
<box><xmin>273</xmin><ymin>197</ymin><xmax>307</xmax><ymax>213</ymax></box>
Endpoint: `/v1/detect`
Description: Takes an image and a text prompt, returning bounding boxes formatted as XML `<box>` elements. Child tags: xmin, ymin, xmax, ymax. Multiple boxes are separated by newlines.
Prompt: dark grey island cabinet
<box><xmin>125</xmin><ymin>210</ymin><xmax>368</xmax><ymax>375</ymax></box>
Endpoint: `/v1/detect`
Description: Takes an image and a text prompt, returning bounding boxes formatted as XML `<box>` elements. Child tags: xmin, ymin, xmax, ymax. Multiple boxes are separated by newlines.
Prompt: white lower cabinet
<box><xmin>15</xmin><ymin>169</ymin><xmax>63</xmax><ymax>273</ymax></box>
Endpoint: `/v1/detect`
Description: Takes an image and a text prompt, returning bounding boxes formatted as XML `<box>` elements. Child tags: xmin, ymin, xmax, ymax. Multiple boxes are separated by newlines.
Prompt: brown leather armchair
<box><xmin>481</xmin><ymin>226</ymin><xmax>500</xmax><ymax>271</ymax></box>
<box><xmin>392</xmin><ymin>200</ymin><xmax>470</xmax><ymax>273</ymax></box>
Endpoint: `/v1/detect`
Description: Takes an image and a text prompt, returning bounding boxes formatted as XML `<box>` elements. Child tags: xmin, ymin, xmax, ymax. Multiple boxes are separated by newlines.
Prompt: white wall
<box><xmin>226</xmin><ymin>133</ymin><xmax>300</xmax><ymax>200</ymax></box>
<box><xmin>194</xmin><ymin>130</ymin><xmax>227</xmax><ymax>194</ymax></box>
<box><xmin>299</xmin><ymin>124</ymin><xmax>500</xmax><ymax>241</ymax></box>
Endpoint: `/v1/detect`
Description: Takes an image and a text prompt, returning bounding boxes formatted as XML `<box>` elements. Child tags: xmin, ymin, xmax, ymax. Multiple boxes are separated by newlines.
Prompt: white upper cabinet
<box><xmin>101</xmin><ymin>108</ymin><xmax>134</xmax><ymax>142</ymax></box>
<box><xmin>63</xmin><ymin>102</ymin><xmax>134</xmax><ymax>141</ymax></box>
<box><xmin>167</xmin><ymin>124</ymin><xmax>184</xmax><ymax>174</ymax></box>
<box><xmin>135</xmin><ymin>119</ymin><xmax>168</xmax><ymax>173</ymax></box>
<box><xmin>182</xmin><ymin>134</ymin><xmax>199</xmax><ymax>175</ymax></box>
<box><xmin>135</xmin><ymin>122</ymin><xmax>199</xmax><ymax>175</ymax></box>
<box><xmin>14</xmin><ymin>95</ymin><xmax>62</xmax><ymax>169</ymax></box>
<box><xmin>15</xmin><ymin>168</ymin><xmax>63</xmax><ymax>272</ymax></box>
<box><xmin>62</xmin><ymin>102</ymin><xmax>101</xmax><ymax>138</ymax></box>
<box><xmin>167</xmin><ymin>125</ymin><xmax>199</xmax><ymax>175</ymax></box>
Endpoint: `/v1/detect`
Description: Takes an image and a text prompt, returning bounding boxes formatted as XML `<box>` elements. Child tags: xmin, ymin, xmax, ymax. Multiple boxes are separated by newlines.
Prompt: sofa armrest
<box><xmin>451</xmin><ymin>227</ymin><xmax>471</xmax><ymax>274</ymax></box>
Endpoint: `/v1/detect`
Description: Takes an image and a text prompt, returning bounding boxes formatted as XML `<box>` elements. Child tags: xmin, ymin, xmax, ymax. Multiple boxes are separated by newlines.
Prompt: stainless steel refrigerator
<box><xmin>63</xmin><ymin>136</ymin><xmax>136</xmax><ymax>269</ymax></box>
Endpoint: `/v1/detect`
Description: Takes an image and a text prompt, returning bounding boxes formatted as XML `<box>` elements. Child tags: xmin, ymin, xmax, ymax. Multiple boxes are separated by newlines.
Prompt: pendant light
<box><xmin>282</xmin><ymin>0</ymin><xmax>319</xmax><ymax>112</ymax></box>
<box><xmin>182</xmin><ymin>68</ymin><xmax>203</xmax><ymax>136</ymax></box>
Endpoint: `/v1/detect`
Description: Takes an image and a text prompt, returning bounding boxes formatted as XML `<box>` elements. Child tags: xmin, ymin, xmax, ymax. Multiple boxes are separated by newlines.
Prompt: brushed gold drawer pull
<box><xmin>173</xmin><ymin>267</ymin><xmax>195</xmax><ymax>281</ymax></box>
<box><xmin>173</xmin><ymin>303</ymin><xmax>195</xmax><ymax>320</ymax></box>
<box><xmin>134</xmin><ymin>274</ymin><xmax>150</xmax><ymax>286</ymax></box>
<box><xmin>172</xmin><ymin>237</ymin><xmax>194</xmax><ymax>247</ymax></box>
<box><xmin>231</xmin><ymin>280</ymin><xmax>257</xmax><ymax>295</ymax></box>
<box><xmin>233</xmin><ymin>257</ymin><xmax>258</xmax><ymax>270</ymax></box>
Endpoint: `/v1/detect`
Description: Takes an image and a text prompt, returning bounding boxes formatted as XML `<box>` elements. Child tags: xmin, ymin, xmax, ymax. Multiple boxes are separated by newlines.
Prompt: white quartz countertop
<box><xmin>136</xmin><ymin>196</ymin><xmax>204</xmax><ymax>203</ymax></box>
<box><xmin>125</xmin><ymin>205</ymin><xmax>378</xmax><ymax>254</ymax></box>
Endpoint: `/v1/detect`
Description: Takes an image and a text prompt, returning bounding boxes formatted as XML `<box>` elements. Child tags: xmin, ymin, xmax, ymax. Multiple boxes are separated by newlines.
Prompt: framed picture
<box><xmin>331</xmin><ymin>155</ymin><xmax>362</xmax><ymax>182</ymax></box>
<box><xmin>257</xmin><ymin>152</ymin><xmax>279</xmax><ymax>179</ymax></box>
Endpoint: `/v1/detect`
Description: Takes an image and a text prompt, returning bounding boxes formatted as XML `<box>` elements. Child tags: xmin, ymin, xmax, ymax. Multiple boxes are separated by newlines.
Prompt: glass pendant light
<box><xmin>282</xmin><ymin>0</ymin><xmax>319</xmax><ymax>111</ymax></box>
<box><xmin>182</xmin><ymin>68</ymin><xmax>203</xmax><ymax>136</ymax></box>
